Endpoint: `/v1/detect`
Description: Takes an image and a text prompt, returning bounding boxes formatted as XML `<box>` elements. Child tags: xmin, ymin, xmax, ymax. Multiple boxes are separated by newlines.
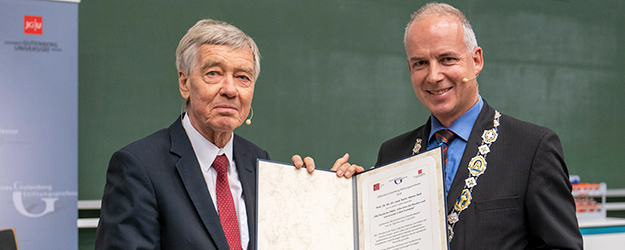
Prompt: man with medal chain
<box><xmin>296</xmin><ymin>2</ymin><xmax>583</xmax><ymax>249</ymax></box>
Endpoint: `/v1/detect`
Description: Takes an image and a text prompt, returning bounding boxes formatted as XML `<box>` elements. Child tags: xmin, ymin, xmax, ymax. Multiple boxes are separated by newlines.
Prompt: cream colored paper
<box><xmin>257</xmin><ymin>148</ymin><xmax>446</xmax><ymax>250</ymax></box>
<box><xmin>258</xmin><ymin>162</ymin><xmax>355</xmax><ymax>250</ymax></box>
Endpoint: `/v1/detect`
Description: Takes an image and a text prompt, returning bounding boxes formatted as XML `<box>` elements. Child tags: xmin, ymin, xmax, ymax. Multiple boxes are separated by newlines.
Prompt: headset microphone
<box><xmin>245</xmin><ymin>107</ymin><xmax>253</xmax><ymax>125</ymax></box>
<box><xmin>462</xmin><ymin>74</ymin><xmax>478</xmax><ymax>83</ymax></box>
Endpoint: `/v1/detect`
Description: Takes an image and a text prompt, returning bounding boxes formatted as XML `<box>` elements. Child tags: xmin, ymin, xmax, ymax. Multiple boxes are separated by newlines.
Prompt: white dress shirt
<box><xmin>182</xmin><ymin>114</ymin><xmax>248</xmax><ymax>249</ymax></box>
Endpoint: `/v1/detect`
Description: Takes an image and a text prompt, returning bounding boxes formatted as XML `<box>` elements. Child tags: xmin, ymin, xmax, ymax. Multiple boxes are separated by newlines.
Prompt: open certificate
<box><xmin>257</xmin><ymin>148</ymin><xmax>447</xmax><ymax>250</ymax></box>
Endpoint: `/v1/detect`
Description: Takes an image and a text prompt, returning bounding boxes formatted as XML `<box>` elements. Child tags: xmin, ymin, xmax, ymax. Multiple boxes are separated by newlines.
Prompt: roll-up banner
<box><xmin>0</xmin><ymin>0</ymin><xmax>79</xmax><ymax>249</ymax></box>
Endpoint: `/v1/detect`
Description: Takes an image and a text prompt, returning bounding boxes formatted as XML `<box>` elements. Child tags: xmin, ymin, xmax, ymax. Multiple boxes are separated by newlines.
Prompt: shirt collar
<box><xmin>182</xmin><ymin>113</ymin><xmax>234</xmax><ymax>172</ymax></box>
<box><xmin>428</xmin><ymin>95</ymin><xmax>484</xmax><ymax>143</ymax></box>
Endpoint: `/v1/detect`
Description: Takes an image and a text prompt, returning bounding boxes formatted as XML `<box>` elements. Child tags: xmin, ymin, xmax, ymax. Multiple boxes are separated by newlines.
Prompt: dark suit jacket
<box><xmin>95</xmin><ymin>117</ymin><xmax>269</xmax><ymax>250</ymax></box>
<box><xmin>375</xmin><ymin>101</ymin><xmax>583</xmax><ymax>250</ymax></box>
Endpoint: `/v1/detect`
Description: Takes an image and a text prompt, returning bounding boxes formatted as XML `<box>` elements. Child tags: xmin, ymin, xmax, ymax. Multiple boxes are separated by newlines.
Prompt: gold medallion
<box><xmin>454</xmin><ymin>189</ymin><xmax>472</xmax><ymax>212</ymax></box>
<box><xmin>468</xmin><ymin>156</ymin><xmax>487</xmax><ymax>177</ymax></box>
<box><xmin>482</xmin><ymin>128</ymin><xmax>498</xmax><ymax>144</ymax></box>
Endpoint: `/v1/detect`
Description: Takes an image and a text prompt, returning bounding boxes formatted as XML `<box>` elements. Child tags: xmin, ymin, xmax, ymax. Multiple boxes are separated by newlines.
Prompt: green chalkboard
<box><xmin>78</xmin><ymin>0</ymin><xmax>625</xmax><ymax>202</ymax></box>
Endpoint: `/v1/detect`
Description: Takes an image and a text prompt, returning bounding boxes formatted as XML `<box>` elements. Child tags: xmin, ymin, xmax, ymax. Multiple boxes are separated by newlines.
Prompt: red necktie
<box><xmin>212</xmin><ymin>155</ymin><xmax>242</xmax><ymax>250</ymax></box>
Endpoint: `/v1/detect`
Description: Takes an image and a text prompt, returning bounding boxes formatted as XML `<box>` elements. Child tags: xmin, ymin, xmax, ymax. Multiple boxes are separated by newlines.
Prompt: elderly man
<box><xmin>318</xmin><ymin>3</ymin><xmax>583</xmax><ymax>249</ymax></box>
<box><xmin>96</xmin><ymin>19</ymin><xmax>270</xmax><ymax>250</ymax></box>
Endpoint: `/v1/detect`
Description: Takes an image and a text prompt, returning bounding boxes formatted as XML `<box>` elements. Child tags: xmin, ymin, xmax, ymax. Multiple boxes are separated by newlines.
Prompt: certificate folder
<box><xmin>257</xmin><ymin>148</ymin><xmax>448</xmax><ymax>250</ymax></box>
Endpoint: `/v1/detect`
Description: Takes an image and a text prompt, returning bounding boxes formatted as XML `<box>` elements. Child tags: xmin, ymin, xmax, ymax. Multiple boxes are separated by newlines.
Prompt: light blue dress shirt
<box><xmin>427</xmin><ymin>96</ymin><xmax>484</xmax><ymax>197</ymax></box>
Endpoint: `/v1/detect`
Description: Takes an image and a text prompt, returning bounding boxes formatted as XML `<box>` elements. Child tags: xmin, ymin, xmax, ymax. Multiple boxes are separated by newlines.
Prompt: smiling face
<box><xmin>405</xmin><ymin>15</ymin><xmax>483</xmax><ymax>127</ymax></box>
<box><xmin>179</xmin><ymin>44</ymin><xmax>255</xmax><ymax>146</ymax></box>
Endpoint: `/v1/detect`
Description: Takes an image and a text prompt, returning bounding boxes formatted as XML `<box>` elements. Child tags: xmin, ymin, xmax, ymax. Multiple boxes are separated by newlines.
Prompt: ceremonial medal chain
<box><xmin>412</xmin><ymin>139</ymin><xmax>422</xmax><ymax>155</ymax></box>
<box><xmin>446</xmin><ymin>110</ymin><xmax>501</xmax><ymax>243</ymax></box>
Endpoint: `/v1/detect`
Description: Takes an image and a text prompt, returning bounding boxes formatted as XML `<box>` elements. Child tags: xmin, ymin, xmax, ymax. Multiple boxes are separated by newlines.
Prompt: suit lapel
<box><xmin>232</xmin><ymin>135</ymin><xmax>257</xmax><ymax>250</ymax></box>
<box><xmin>446</xmin><ymin>102</ymin><xmax>496</xmax><ymax>212</ymax></box>
<box><xmin>169</xmin><ymin>118</ymin><xmax>230</xmax><ymax>250</ymax></box>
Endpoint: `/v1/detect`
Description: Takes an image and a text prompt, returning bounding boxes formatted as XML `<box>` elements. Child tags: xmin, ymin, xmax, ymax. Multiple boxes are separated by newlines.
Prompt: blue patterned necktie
<box><xmin>434</xmin><ymin>129</ymin><xmax>458</xmax><ymax>171</ymax></box>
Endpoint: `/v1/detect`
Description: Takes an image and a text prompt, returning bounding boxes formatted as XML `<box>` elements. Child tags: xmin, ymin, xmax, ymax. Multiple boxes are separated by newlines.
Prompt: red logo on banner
<box><xmin>373</xmin><ymin>183</ymin><xmax>380</xmax><ymax>191</ymax></box>
<box><xmin>24</xmin><ymin>15</ymin><xmax>43</xmax><ymax>35</ymax></box>
<box><xmin>418</xmin><ymin>169</ymin><xmax>423</xmax><ymax>174</ymax></box>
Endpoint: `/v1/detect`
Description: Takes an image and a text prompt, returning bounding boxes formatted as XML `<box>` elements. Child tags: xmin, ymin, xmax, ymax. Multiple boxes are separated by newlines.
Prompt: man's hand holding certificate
<box><xmin>258</xmin><ymin>148</ymin><xmax>448</xmax><ymax>250</ymax></box>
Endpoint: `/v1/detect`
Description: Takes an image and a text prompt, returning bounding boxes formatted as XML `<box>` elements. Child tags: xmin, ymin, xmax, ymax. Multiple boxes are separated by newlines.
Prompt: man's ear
<box><xmin>178</xmin><ymin>70</ymin><xmax>190</xmax><ymax>100</ymax></box>
<box><xmin>472</xmin><ymin>47</ymin><xmax>484</xmax><ymax>76</ymax></box>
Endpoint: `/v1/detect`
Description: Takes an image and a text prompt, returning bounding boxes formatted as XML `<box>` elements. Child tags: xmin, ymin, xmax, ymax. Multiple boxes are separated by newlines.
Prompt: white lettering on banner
<box><xmin>0</xmin><ymin>128</ymin><xmax>19</xmax><ymax>135</ymax></box>
<box><xmin>2</xmin><ymin>181</ymin><xmax>78</xmax><ymax>218</ymax></box>
<box><xmin>24</xmin><ymin>20</ymin><xmax>42</xmax><ymax>31</ymax></box>
<box><xmin>2</xmin><ymin>40</ymin><xmax>62</xmax><ymax>53</ymax></box>
<box><xmin>13</xmin><ymin>181</ymin><xmax>52</xmax><ymax>191</ymax></box>
<box><xmin>13</xmin><ymin>192</ymin><xmax>58</xmax><ymax>218</ymax></box>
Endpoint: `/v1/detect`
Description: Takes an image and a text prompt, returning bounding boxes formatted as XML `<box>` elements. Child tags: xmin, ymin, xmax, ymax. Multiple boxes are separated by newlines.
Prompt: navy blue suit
<box><xmin>375</xmin><ymin>101</ymin><xmax>583</xmax><ymax>250</ymax></box>
<box><xmin>96</xmin><ymin>117</ymin><xmax>269</xmax><ymax>250</ymax></box>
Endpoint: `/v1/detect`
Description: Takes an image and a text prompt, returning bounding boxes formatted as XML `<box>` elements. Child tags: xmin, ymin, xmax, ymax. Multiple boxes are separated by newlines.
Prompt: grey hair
<box><xmin>176</xmin><ymin>19</ymin><xmax>261</xmax><ymax>81</ymax></box>
<box><xmin>403</xmin><ymin>2</ymin><xmax>478</xmax><ymax>52</ymax></box>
